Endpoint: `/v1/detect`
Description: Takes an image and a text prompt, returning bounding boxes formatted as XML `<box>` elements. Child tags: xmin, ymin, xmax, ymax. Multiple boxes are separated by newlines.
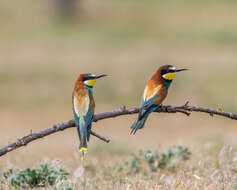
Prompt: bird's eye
<box><xmin>168</xmin><ymin>69</ymin><xmax>175</xmax><ymax>73</ymax></box>
<box><xmin>83</xmin><ymin>76</ymin><xmax>90</xmax><ymax>81</ymax></box>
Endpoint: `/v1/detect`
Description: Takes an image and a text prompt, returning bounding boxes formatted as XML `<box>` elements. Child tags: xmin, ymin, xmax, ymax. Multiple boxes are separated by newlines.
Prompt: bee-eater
<box><xmin>130</xmin><ymin>65</ymin><xmax>187</xmax><ymax>135</ymax></box>
<box><xmin>72</xmin><ymin>73</ymin><xmax>107</xmax><ymax>154</ymax></box>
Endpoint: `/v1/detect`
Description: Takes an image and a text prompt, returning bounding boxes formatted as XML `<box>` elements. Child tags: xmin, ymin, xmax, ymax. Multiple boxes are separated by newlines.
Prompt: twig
<box><xmin>90</xmin><ymin>130</ymin><xmax>110</xmax><ymax>143</ymax></box>
<box><xmin>1</xmin><ymin>102</ymin><xmax>237</xmax><ymax>157</ymax></box>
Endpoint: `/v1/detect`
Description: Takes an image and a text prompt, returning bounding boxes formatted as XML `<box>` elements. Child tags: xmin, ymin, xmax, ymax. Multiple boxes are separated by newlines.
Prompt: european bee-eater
<box><xmin>72</xmin><ymin>73</ymin><xmax>107</xmax><ymax>155</ymax></box>
<box><xmin>130</xmin><ymin>65</ymin><xmax>187</xmax><ymax>135</ymax></box>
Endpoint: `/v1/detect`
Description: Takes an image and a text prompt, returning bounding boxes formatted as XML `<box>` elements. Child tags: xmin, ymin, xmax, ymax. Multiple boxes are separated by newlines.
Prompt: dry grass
<box><xmin>1</xmin><ymin>145</ymin><xmax>237</xmax><ymax>189</ymax></box>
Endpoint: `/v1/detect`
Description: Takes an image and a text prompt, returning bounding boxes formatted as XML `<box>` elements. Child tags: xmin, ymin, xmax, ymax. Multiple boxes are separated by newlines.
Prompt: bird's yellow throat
<box><xmin>162</xmin><ymin>72</ymin><xmax>176</xmax><ymax>80</ymax></box>
<box><xmin>84</xmin><ymin>79</ymin><xmax>96</xmax><ymax>87</ymax></box>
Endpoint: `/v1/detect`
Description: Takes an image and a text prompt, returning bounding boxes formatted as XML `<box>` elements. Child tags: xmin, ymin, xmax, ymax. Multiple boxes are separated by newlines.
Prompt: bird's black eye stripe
<box><xmin>161</xmin><ymin>69</ymin><xmax>175</xmax><ymax>75</ymax></box>
<box><xmin>83</xmin><ymin>76</ymin><xmax>95</xmax><ymax>81</ymax></box>
<box><xmin>161</xmin><ymin>69</ymin><xmax>167</xmax><ymax>75</ymax></box>
<box><xmin>83</xmin><ymin>76</ymin><xmax>90</xmax><ymax>81</ymax></box>
<box><xmin>168</xmin><ymin>69</ymin><xmax>175</xmax><ymax>73</ymax></box>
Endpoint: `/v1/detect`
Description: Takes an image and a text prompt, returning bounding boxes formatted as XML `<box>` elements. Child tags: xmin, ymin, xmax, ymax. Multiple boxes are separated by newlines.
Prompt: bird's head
<box><xmin>80</xmin><ymin>73</ymin><xmax>107</xmax><ymax>88</ymax></box>
<box><xmin>159</xmin><ymin>65</ymin><xmax>187</xmax><ymax>81</ymax></box>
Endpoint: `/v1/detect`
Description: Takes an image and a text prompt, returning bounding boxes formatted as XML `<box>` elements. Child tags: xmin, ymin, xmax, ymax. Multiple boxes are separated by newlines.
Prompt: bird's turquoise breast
<box><xmin>163</xmin><ymin>79</ymin><xmax>172</xmax><ymax>89</ymax></box>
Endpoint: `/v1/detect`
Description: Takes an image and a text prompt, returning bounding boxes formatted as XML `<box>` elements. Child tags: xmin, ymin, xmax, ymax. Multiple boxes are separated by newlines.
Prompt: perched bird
<box><xmin>72</xmin><ymin>73</ymin><xmax>107</xmax><ymax>155</ymax></box>
<box><xmin>130</xmin><ymin>65</ymin><xmax>187</xmax><ymax>135</ymax></box>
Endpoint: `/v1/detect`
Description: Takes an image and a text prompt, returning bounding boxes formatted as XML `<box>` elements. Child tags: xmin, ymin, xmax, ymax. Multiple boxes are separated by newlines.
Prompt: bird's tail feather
<box><xmin>78</xmin><ymin>120</ymin><xmax>88</xmax><ymax>153</ymax></box>
<box><xmin>79</xmin><ymin>143</ymin><xmax>88</xmax><ymax>151</ymax></box>
<box><xmin>79</xmin><ymin>133</ymin><xmax>88</xmax><ymax>160</ymax></box>
<box><xmin>130</xmin><ymin>116</ymin><xmax>148</xmax><ymax>135</ymax></box>
<box><xmin>78</xmin><ymin>133</ymin><xmax>88</xmax><ymax>151</ymax></box>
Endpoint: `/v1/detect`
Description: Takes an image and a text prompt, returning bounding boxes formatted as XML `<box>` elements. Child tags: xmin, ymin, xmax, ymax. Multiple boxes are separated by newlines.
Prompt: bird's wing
<box><xmin>142</xmin><ymin>84</ymin><xmax>162</xmax><ymax>102</ymax></box>
<box><xmin>139</xmin><ymin>94</ymin><xmax>158</xmax><ymax>121</ymax></box>
<box><xmin>138</xmin><ymin>84</ymin><xmax>162</xmax><ymax>120</ymax></box>
<box><xmin>84</xmin><ymin>107</ymin><xmax>94</xmax><ymax>141</ymax></box>
<box><xmin>72</xmin><ymin>93</ymin><xmax>81</xmax><ymax>141</ymax></box>
<box><xmin>72</xmin><ymin>93</ymin><xmax>80</xmax><ymax>126</ymax></box>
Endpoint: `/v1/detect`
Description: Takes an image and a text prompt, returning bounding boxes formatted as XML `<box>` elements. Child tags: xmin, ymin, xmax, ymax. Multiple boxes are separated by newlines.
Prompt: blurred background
<box><xmin>0</xmin><ymin>0</ymin><xmax>237</xmax><ymax>169</ymax></box>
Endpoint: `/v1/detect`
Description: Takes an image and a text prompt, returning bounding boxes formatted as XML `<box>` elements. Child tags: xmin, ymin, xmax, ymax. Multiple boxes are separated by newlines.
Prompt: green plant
<box><xmin>61</xmin><ymin>184</ymin><xmax>74</xmax><ymax>190</ymax></box>
<box><xmin>158</xmin><ymin>145</ymin><xmax>191</xmax><ymax>169</ymax></box>
<box><xmin>119</xmin><ymin>145</ymin><xmax>191</xmax><ymax>173</ymax></box>
<box><xmin>119</xmin><ymin>151</ymin><xmax>143</xmax><ymax>173</ymax></box>
<box><xmin>144</xmin><ymin>150</ymin><xmax>159</xmax><ymax>172</ymax></box>
<box><xmin>0</xmin><ymin>163</ymin><xmax>69</xmax><ymax>188</ymax></box>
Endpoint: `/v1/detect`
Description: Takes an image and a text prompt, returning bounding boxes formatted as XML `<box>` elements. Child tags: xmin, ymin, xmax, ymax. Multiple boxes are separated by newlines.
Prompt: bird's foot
<box><xmin>79</xmin><ymin>147</ymin><xmax>87</xmax><ymax>161</ymax></box>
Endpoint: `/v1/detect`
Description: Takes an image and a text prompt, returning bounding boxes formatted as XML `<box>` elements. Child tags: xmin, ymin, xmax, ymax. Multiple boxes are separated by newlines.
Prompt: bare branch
<box><xmin>1</xmin><ymin>102</ymin><xmax>237</xmax><ymax>157</ymax></box>
<box><xmin>0</xmin><ymin>121</ymin><xmax>110</xmax><ymax>157</ymax></box>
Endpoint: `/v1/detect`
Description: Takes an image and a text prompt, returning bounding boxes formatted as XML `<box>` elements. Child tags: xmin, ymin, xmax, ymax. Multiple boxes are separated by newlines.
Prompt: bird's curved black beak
<box><xmin>95</xmin><ymin>74</ymin><xmax>107</xmax><ymax>79</ymax></box>
<box><xmin>175</xmin><ymin>68</ymin><xmax>188</xmax><ymax>72</ymax></box>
